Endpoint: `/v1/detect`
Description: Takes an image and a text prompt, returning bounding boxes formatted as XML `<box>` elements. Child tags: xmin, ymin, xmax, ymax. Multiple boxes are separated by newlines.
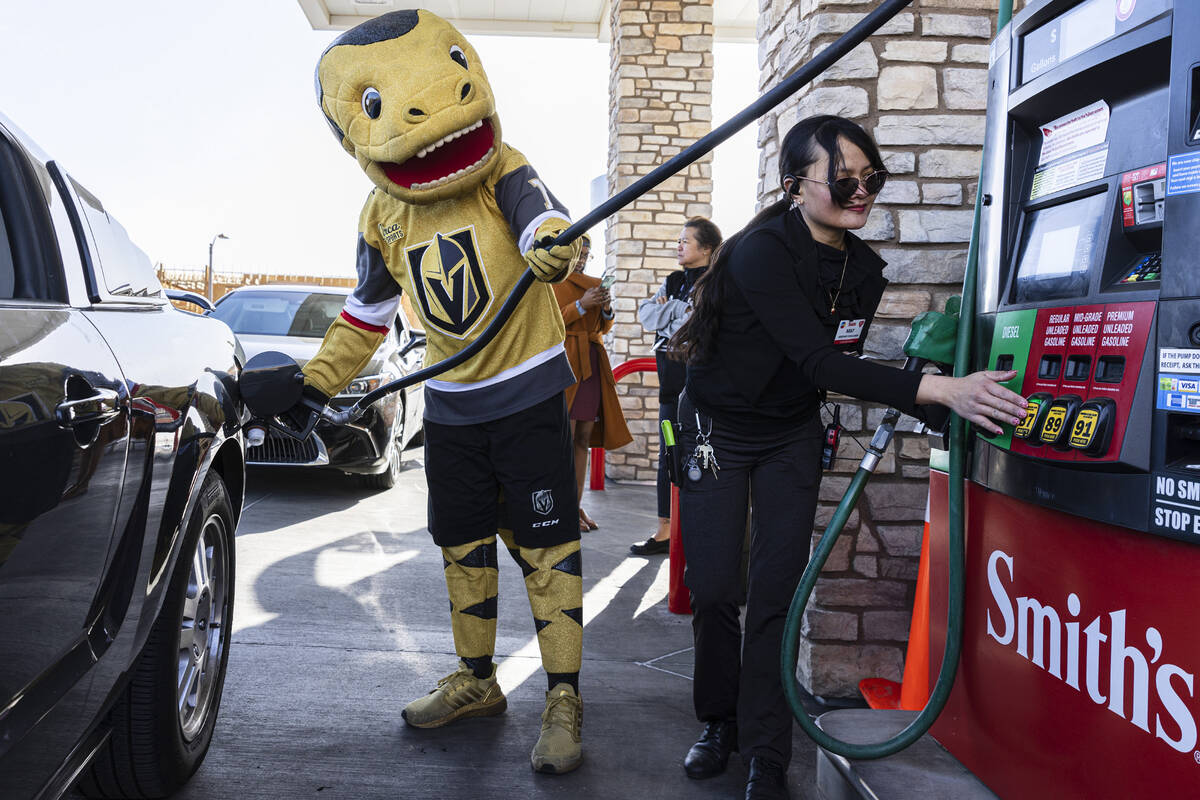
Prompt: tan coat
<box><xmin>553</xmin><ymin>273</ymin><xmax>633</xmax><ymax>451</ymax></box>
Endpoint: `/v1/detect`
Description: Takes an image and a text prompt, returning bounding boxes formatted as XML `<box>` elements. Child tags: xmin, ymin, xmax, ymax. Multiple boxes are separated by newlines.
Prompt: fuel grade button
<box><xmin>1038</xmin><ymin>394</ymin><xmax>1084</xmax><ymax>450</ymax></box>
<box><xmin>1069</xmin><ymin>397</ymin><xmax>1117</xmax><ymax>457</ymax></box>
<box><xmin>1014</xmin><ymin>392</ymin><xmax>1053</xmax><ymax>441</ymax></box>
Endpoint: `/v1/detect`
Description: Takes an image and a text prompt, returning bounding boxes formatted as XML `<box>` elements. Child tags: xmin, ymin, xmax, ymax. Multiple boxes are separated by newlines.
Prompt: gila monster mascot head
<box><xmin>316</xmin><ymin>10</ymin><xmax>503</xmax><ymax>205</ymax></box>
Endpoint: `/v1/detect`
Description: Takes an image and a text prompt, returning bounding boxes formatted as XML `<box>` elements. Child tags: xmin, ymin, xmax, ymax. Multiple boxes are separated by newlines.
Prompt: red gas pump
<box><xmin>813</xmin><ymin>0</ymin><xmax>1200</xmax><ymax>797</ymax></box>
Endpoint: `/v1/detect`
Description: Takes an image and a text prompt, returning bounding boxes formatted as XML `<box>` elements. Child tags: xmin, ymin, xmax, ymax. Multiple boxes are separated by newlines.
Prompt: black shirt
<box><xmin>685</xmin><ymin>209</ymin><xmax>923</xmax><ymax>433</ymax></box>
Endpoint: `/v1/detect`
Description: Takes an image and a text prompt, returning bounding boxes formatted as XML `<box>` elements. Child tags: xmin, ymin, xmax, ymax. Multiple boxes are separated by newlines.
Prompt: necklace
<box><xmin>827</xmin><ymin>245</ymin><xmax>849</xmax><ymax>314</ymax></box>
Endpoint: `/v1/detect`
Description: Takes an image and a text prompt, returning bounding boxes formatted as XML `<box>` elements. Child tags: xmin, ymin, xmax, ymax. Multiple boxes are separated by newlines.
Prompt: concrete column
<box><xmin>605</xmin><ymin>0</ymin><xmax>715</xmax><ymax>482</ymax></box>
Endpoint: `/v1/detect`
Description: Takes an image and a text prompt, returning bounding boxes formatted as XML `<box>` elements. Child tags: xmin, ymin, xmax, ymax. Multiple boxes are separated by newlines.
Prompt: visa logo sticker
<box><xmin>1181</xmin><ymin>380</ymin><xmax>1200</xmax><ymax>393</ymax></box>
<box><xmin>834</xmin><ymin>318</ymin><xmax>866</xmax><ymax>344</ymax></box>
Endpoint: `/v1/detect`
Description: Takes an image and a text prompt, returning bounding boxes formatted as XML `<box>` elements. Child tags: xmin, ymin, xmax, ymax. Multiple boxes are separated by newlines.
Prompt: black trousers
<box><xmin>656</xmin><ymin>351</ymin><xmax>686</xmax><ymax>518</ymax></box>
<box><xmin>677</xmin><ymin>392</ymin><xmax>823</xmax><ymax>768</ymax></box>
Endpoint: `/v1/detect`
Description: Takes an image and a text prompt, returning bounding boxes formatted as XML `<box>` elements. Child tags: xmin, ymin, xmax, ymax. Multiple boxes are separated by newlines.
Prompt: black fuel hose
<box><xmin>323</xmin><ymin>0</ymin><xmax>916</xmax><ymax>426</ymax></box>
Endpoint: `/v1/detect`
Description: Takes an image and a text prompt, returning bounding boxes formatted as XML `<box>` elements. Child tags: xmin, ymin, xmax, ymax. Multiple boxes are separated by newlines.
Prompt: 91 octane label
<box><xmin>1040</xmin><ymin>405</ymin><xmax>1068</xmax><ymax>443</ymax></box>
<box><xmin>1069</xmin><ymin>408</ymin><xmax>1099</xmax><ymax>449</ymax></box>
<box><xmin>1014</xmin><ymin>397</ymin><xmax>1042</xmax><ymax>439</ymax></box>
<box><xmin>1153</xmin><ymin>475</ymin><xmax>1200</xmax><ymax>537</ymax></box>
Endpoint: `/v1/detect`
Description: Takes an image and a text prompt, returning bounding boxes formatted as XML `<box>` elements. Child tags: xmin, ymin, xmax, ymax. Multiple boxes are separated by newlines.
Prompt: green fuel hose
<box><xmin>780</xmin><ymin>0</ymin><xmax>1013</xmax><ymax>762</ymax></box>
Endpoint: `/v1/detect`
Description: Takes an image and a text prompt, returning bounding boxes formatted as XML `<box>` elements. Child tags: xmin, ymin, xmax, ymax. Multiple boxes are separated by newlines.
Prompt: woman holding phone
<box><xmin>554</xmin><ymin>236</ymin><xmax>632</xmax><ymax>532</ymax></box>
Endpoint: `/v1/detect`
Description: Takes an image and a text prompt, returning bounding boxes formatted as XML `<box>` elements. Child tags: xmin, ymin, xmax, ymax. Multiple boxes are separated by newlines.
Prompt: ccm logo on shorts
<box><xmin>834</xmin><ymin>318</ymin><xmax>866</xmax><ymax>345</ymax></box>
<box><xmin>532</xmin><ymin>489</ymin><xmax>559</xmax><ymax>528</ymax></box>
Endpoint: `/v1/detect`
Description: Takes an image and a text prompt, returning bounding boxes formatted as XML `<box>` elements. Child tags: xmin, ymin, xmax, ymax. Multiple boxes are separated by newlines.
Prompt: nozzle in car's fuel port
<box><xmin>1038</xmin><ymin>394</ymin><xmax>1084</xmax><ymax>450</ymax></box>
<box><xmin>1014</xmin><ymin>392</ymin><xmax>1054</xmax><ymax>443</ymax></box>
<box><xmin>1069</xmin><ymin>397</ymin><xmax>1116</xmax><ymax>457</ymax></box>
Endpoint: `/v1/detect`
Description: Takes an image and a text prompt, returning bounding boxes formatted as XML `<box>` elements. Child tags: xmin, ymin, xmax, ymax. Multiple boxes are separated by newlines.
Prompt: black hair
<box><xmin>670</xmin><ymin>115</ymin><xmax>884</xmax><ymax>364</ymax></box>
<box><xmin>684</xmin><ymin>216</ymin><xmax>723</xmax><ymax>254</ymax></box>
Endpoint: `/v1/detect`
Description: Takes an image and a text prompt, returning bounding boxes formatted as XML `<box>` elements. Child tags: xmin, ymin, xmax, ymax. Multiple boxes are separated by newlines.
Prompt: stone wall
<box><xmin>756</xmin><ymin>0</ymin><xmax>1010</xmax><ymax>697</ymax></box>
<box><xmin>605</xmin><ymin>0</ymin><xmax>715</xmax><ymax>483</ymax></box>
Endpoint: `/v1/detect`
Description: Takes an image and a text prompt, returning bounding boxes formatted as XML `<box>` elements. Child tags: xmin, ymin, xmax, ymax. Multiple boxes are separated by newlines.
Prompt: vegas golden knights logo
<box><xmin>405</xmin><ymin>226</ymin><xmax>492</xmax><ymax>338</ymax></box>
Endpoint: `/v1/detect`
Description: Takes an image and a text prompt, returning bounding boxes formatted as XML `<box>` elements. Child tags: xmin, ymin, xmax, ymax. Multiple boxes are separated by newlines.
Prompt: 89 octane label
<box><xmin>1153</xmin><ymin>475</ymin><xmax>1200</xmax><ymax>537</ymax></box>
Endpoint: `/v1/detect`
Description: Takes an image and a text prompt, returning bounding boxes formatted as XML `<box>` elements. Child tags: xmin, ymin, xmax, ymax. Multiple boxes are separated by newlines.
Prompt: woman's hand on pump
<box><xmin>916</xmin><ymin>370</ymin><xmax>1028</xmax><ymax>436</ymax></box>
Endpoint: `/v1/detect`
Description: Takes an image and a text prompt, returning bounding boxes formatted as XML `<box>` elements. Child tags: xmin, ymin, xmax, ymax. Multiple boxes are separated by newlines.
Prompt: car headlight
<box><xmin>339</xmin><ymin>374</ymin><xmax>384</xmax><ymax>397</ymax></box>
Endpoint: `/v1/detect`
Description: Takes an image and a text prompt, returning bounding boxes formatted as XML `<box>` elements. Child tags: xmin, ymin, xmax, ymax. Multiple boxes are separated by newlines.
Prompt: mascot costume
<box><xmin>302</xmin><ymin>9</ymin><xmax>586</xmax><ymax>774</ymax></box>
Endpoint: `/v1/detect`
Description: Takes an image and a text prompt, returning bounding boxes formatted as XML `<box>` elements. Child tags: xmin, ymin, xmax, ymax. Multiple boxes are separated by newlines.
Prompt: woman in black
<box><xmin>671</xmin><ymin>115</ymin><xmax>1028</xmax><ymax>800</ymax></box>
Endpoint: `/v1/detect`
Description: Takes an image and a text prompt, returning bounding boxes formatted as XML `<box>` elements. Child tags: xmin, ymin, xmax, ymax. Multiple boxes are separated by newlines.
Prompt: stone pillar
<box><xmin>756</xmin><ymin>0</ymin><xmax>1009</xmax><ymax>697</ymax></box>
<box><xmin>605</xmin><ymin>0</ymin><xmax>715</xmax><ymax>482</ymax></box>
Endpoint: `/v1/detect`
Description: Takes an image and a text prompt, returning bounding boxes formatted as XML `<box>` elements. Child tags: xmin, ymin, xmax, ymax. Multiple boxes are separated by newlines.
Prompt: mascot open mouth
<box><xmin>380</xmin><ymin>119</ymin><xmax>495</xmax><ymax>190</ymax></box>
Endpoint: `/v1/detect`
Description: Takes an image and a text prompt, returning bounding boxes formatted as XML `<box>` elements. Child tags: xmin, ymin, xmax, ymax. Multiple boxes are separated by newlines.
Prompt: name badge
<box><xmin>834</xmin><ymin>318</ymin><xmax>866</xmax><ymax>344</ymax></box>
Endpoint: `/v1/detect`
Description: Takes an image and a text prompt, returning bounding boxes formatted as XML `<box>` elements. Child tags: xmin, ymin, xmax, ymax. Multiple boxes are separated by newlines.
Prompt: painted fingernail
<box><xmin>1012</xmin><ymin>417</ymin><xmax>1021</xmax><ymax>425</ymax></box>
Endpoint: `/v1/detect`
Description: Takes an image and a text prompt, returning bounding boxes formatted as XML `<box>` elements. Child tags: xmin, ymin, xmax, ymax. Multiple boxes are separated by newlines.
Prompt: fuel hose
<box><xmin>778</xmin><ymin>0</ymin><xmax>1015</xmax><ymax>761</ymax></box>
<box><xmin>322</xmin><ymin>0</ymin><xmax>917</xmax><ymax>427</ymax></box>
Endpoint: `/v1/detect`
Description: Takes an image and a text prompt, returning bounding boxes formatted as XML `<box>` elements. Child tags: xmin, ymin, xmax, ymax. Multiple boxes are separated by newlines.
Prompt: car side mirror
<box><xmin>165</xmin><ymin>289</ymin><xmax>214</xmax><ymax>314</ymax></box>
<box><xmin>398</xmin><ymin>330</ymin><xmax>426</xmax><ymax>358</ymax></box>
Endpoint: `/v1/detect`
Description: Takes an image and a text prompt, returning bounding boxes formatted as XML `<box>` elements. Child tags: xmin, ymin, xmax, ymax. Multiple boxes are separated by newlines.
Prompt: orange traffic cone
<box><xmin>859</xmin><ymin>490</ymin><xmax>932</xmax><ymax>710</ymax></box>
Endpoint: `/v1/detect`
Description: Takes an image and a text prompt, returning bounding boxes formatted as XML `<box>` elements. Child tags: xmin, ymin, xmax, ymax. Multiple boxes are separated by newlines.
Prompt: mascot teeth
<box><xmin>417</xmin><ymin>120</ymin><xmax>485</xmax><ymax>159</ymax></box>
<box><xmin>409</xmin><ymin>145</ymin><xmax>495</xmax><ymax>190</ymax></box>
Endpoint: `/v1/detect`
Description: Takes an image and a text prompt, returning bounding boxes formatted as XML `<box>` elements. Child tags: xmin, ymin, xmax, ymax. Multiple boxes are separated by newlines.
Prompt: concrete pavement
<box><xmin>175</xmin><ymin>455</ymin><xmax>821</xmax><ymax>799</ymax></box>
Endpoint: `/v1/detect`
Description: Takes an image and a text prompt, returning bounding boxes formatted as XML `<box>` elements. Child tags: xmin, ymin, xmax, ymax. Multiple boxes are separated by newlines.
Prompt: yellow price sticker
<box><xmin>1069</xmin><ymin>408</ymin><xmax>1099</xmax><ymax>449</ymax></box>
<box><xmin>1040</xmin><ymin>405</ymin><xmax>1068</xmax><ymax>443</ymax></box>
<box><xmin>1014</xmin><ymin>398</ymin><xmax>1042</xmax><ymax>439</ymax></box>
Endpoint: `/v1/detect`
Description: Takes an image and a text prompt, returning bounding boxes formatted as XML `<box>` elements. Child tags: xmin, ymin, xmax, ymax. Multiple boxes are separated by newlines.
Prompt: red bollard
<box><xmin>667</xmin><ymin>484</ymin><xmax>692</xmax><ymax>614</ymax></box>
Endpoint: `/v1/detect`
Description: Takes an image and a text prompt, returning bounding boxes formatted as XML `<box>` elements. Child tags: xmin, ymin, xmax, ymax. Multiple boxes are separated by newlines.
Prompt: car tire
<box><xmin>359</xmin><ymin>399</ymin><xmax>404</xmax><ymax>491</ymax></box>
<box><xmin>78</xmin><ymin>471</ymin><xmax>235</xmax><ymax>799</ymax></box>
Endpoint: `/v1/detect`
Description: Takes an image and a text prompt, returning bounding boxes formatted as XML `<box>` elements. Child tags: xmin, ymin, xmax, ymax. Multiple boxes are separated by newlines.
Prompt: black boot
<box><xmin>745</xmin><ymin>757</ymin><xmax>789</xmax><ymax>799</ymax></box>
<box><xmin>683</xmin><ymin>720</ymin><xmax>738</xmax><ymax>779</ymax></box>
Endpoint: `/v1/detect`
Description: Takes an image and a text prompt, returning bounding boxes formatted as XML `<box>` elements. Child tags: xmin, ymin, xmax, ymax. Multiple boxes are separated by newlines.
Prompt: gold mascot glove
<box><xmin>524</xmin><ymin>218</ymin><xmax>581</xmax><ymax>283</ymax></box>
<box><xmin>303</xmin><ymin>315</ymin><xmax>388</xmax><ymax>398</ymax></box>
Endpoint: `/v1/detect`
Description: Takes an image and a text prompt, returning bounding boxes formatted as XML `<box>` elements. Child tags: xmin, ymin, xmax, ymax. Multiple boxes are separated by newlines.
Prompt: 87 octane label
<box><xmin>1153</xmin><ymin>475</ymin><xmax>1200</xmax><ymax>537</ymax></box>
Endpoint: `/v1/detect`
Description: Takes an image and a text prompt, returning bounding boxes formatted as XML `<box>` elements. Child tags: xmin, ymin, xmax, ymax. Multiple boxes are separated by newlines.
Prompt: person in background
<box><xmin>554</xmin><ymin>236</ymin><xmax>633</xmax><ymax>532</ymax></box>
<box><xmin>630</xmin><ymin>216</ymin><xmax>722</xmax><ymax>556</ymax></box>
<box><xmin>669</xmin><ymin>115</ymin><xmax>1028</xmax><ymax>799</ymax></box>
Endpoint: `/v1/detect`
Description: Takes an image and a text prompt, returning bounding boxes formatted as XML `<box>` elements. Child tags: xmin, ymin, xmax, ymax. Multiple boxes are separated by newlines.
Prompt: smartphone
<box><xmin>600</xmin><ymin>274</ymin><xmax>616</xmax><ymax>289</ymax></box>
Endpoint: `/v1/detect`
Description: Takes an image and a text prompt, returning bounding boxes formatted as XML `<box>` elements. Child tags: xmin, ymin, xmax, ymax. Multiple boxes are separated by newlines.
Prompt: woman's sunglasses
<box><xmin>790</xmin><ymin>170</ymin><xmax>888</xmax><ymax>205</ymax></box>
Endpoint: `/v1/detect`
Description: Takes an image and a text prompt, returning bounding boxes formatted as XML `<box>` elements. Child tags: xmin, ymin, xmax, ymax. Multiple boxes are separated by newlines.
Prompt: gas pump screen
<box><xmin>1013</xmin><ymin>192</ymin><xmax>1106</xmax><ymax>303</ymax></box>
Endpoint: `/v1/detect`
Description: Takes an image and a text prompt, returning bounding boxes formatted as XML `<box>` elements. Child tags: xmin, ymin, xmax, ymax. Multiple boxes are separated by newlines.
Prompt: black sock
<box><xmin>546</xmin><ymin>672</ymin><xmax>579</xmax><ymax>693</ymax></box>
<box><xmin>463</xmin><ymin>655</ymin><xmax>493</xmax><ymax>679</ymax></box>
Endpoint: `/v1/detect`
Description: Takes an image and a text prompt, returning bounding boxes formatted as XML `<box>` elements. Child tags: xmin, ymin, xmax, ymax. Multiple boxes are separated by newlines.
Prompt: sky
<box><xmin>0</xmin><ymin>1</ymin><xmax>759</xmax><ymax>280</ymax></box>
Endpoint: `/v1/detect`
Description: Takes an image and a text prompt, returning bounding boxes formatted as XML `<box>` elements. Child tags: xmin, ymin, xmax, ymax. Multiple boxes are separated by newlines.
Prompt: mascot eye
<box><xmin>450</xmin><ymin>45</ymin><xmax>468</xmax><ymax>70</ymax></box>
<box><xmin>361</xmin><ymin>87</ymin><xmax>382</xmax><ymax>119</ymax></box>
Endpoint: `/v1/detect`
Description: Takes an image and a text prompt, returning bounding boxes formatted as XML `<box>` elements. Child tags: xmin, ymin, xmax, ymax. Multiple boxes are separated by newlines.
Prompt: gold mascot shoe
<box><xmin>401</xmin><ymin>661</ymin><xmax>507</xmax><ymax>729</ymax></box>
<box><xmin>530</xmin><ymin>684</ymin><xmax>583</xmax><ymax>774</ymax></box>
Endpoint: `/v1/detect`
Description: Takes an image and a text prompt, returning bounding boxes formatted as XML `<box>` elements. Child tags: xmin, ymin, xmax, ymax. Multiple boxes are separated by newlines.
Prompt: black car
<box><xmin>211</xmin><ymin>285</ymin><xmax>425</xmax><ymax>489</ymax></box>
<box><xmin>0</xmin><ymin>112</ymin><xmax>244</xmax><ymax>798</ymax></box>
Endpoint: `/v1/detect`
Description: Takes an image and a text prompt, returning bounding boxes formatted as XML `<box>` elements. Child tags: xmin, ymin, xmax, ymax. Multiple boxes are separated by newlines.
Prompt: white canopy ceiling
<box><xmin>297</xmin><ymin>0</ymin><xmax>758</xmax><ymax>42</ymax></box>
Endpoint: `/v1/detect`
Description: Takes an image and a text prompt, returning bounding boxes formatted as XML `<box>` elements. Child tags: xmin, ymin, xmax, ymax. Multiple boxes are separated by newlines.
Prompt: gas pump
<box><xmin>812</xmin><ymin>1</ymin><xmax>1200</xmax><ymax>797</ymax></box>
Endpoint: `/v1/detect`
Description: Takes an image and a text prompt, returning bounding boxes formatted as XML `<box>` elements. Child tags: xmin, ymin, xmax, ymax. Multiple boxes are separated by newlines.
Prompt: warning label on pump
<box><xmin>1153</xmin><ymin>475</ymin><xmax>1200</xmax><ymax>537</ymax></box>
<box><xmin>1030</xmin><ymin>144</ymin><xmax>1109</xmax><ymax>200</ymax></box>
<box><xmin>1167</xmin><ymin>152</ymin><xmax>1200</xmax><ymax>196</ymax></box>
<box><xmin>1038</xmin><ymin>101</ymin><xmax>1110</xmax><ymax>166</ymax></box>
<box><xmin>1160</xmin><ymin>348</ymin><xmax>1200</xmax><ymax>374</ymax></box>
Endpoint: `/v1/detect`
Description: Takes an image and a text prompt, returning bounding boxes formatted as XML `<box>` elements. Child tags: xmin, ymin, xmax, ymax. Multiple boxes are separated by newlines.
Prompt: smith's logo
<box><xmin>405</xmin><ymin>226</ymin><xmax>492</xmax><ymax>338</ymax></box>
<box><xmin>378</xmin><ymin>222</ymin><xmax>405</xmax><ymax>245</ymax></box>
<box><xmin>532</xmin><ymin>490</ymin><xmax>554</xmax><ymax>516</ymax></box>
<box><xmin>986</xmin><ymin>549</ymin><xmax>1197</xmax><ymax>754</ymax></box>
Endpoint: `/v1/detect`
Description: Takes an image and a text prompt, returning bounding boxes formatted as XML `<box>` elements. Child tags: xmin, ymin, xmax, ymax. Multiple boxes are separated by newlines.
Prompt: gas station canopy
<box><xmin>296</xmin><ymin>0</ymin><xmax>758</xmax><ymax>42</ymax></box>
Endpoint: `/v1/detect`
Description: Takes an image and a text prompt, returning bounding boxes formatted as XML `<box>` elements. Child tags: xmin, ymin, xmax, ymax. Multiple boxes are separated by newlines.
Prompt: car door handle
<box><xmin>57</xmin><ymin>387</ymin><xmax>122</xmax><ymax>427</ymax></box>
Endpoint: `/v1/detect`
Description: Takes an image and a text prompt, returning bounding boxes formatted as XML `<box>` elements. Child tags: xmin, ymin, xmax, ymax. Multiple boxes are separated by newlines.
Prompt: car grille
<box><xmin>247</xmin><ymin>429</ymin><xmax>324</xmax><ymax>465</ymax></box>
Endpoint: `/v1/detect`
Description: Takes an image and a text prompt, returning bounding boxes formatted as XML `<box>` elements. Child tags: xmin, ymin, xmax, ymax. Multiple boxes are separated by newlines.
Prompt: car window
<box><xmin>0</xmin><ymin>205</ymin><xmax>13</xmax><ymax>299</ymax></box>
<box><xmin>211</xmin><ymin>290</ymin><xmax>345</xmax><ymax>337</ymax></box>
<box><xmin>68</xmin><ymin>176</ymin><xmax>161</xmax><ymax>298</ymax></box>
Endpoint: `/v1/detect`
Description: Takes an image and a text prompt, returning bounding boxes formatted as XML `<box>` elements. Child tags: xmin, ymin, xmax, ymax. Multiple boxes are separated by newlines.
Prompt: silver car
<box><xmin>211</xmin><ymin>285</ymin><xmax>425</xmax><ymax>489</ymax></box>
